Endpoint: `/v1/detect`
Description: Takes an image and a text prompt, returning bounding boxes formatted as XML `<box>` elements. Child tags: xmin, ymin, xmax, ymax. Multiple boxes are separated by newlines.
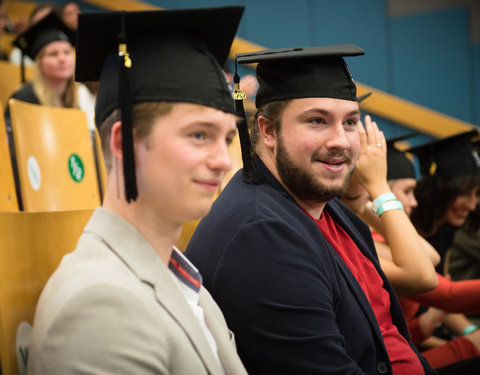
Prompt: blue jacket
<box><xmin>186</xmin><ymin>161</ymin><xmax>436</xmax><ymax>375</ymax></box>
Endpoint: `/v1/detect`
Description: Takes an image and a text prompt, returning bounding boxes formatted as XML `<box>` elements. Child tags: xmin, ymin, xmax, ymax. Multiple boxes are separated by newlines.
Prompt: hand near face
<box><xmin>353</xmin><ymin>115</ymin><xmax>389</xmax><ymax>200</ymax></box>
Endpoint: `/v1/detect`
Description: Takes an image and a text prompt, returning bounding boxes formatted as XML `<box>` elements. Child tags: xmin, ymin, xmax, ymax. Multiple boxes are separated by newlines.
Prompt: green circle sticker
<box><xmin>68</xmin><ymin>154</ymin><xmax>84</xmax><ymax>182</ymax></box>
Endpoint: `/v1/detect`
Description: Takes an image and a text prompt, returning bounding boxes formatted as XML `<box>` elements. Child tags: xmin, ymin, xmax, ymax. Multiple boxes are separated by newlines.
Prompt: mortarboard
<box><xmin>232</xmin><ymin>44</ymin><xmax>364</xmax><ymax>184</ymax></box>
<box><xmin>75</xmin><ymin>7</ymin><xmax>244</xmax><ymax>202</ymax></box>
<box><xmin>407</xmin><ymin>129</ymin><xmax>480</xmax><ymax>178</ymax></box>
<box><xmin>236</xmin><ymin>44</ymin><xmax>364</xmax><ymax>108</ymax></box>
<box><xmin>386</xmin><ymin>133</ymin><xmax>417</xmax><ymax>180</ymax></box>
<box><xmin>13</xmin><ymin>12</ymin><xmax>74</xmax><ymax>61</ymax></box>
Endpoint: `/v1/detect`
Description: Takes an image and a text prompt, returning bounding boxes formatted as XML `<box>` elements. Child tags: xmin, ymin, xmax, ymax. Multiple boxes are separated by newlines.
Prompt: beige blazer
<box><xmin>28</xmin><ymin>208</ymin><xmax>247</xmax><ymax>375</ymax></box>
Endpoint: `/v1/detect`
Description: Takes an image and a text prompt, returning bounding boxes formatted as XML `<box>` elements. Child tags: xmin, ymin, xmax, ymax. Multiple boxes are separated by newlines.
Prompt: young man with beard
<box><xmin>185</xmin><ymin>46</ymin><xmax>437</xmax><ymax>374</ymax></box>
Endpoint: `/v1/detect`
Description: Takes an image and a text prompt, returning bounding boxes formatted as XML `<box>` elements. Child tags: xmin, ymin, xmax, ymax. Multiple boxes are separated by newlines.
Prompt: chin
<box><xmin>184</xmin><ymin>205</ymin><xmax>211</xmax><ymax>222</ymax></box>
<box><xmin>445</xmin><ymin>214</ymin><xmax>467</xmax><ymax>227</ymax></box>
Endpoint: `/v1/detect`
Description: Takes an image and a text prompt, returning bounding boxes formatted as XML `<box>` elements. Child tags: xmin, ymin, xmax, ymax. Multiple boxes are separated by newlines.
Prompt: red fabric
<box><xmin>422</xmin><ymin>336</ymin><xmax>480</xmax><ymax>369</ymax></box>
<box><xmin>310</xmin><ymin>210</ymin><xmax>424</xmax><ymax>375</ymax></box>
<box><xmin>371</xmin><ymin>229</ymin><xmax>386</xmax><ymax>243</ymax></box>
<box><xmin>400</xmin><ymin>295</ymin><xmax>480</xmax><ymax>368</ymax></box>
<box><xmin>409</xmin><ymin>274</ymin><xmax>480</xmax><ymax>314</ymax></box>
<box><xmin>408</xmin><ymin>316</ymin><xmax>428</xmax><ymax>345</ymax></box>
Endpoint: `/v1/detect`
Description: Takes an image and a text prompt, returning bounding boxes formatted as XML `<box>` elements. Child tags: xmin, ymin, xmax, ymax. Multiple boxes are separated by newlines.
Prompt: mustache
<box><xmin>311</xmin><ymin>151</ymin><xmax>352</xmax><ymax>163</ymax></box>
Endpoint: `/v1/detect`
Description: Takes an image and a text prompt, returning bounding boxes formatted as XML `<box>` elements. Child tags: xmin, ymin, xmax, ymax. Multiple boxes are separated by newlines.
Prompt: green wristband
<box><xmin>462</xmin><ymin>324</ymin><xmax>478</xmax><ymax>336</ymax></box>
<box><xmin>377</xmin><ymin>200</ymin><xmax>404</xmax><ymax>216</ymax></box>
<box><xmin>371</xmin><ymin>193</ymin><xmax>397</xmax><ymax>214</ymax></box>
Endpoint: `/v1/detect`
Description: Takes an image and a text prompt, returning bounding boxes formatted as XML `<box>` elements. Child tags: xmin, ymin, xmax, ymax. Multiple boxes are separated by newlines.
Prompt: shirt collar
<box><xmin>168</xmin><ymin>247</ymin><xmax>203</xmax><ymax>293</ymax></box>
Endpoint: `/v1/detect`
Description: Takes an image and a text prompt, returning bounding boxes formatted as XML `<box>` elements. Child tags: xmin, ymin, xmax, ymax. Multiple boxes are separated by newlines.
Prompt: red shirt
<box><xmin>309</xmin><ymin>209</ymin><xmax>424</xmax><ymax>375</ymax></box>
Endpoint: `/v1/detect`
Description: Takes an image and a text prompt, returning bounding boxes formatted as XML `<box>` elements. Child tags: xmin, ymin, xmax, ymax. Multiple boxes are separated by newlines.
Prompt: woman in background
<box><xmin>5</xmin><ymin>11</ymin><xmax>95</xmax><ymax>129</ymax></box>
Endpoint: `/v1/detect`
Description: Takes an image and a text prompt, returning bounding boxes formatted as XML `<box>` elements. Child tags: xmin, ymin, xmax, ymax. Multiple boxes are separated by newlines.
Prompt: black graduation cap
<box><xmin>357</xmin><ymin>92</ymin><xmax>372</xmax><ymax>103</ymax></box>
<box><xmin>232</xmin><ymin>44</ymin><xmax>364</xmax><ymax>184</ymax></box>
<box><xmin>13</xmin><ymin>12</ymin><xmax>74</xmax><ymax>60</ymax></box>
<box><xmin>407</xmin><ymin>129</ymin><xmax>480</xmax><ymax>178</ymax></box>
<box><xmin>75</xmin><ymin>6</ymin><xmax>244</xmax><ymax>202</ymax></box>
<box><xmin>386</xmin><ymin>133</ymin><xmax>417</xmax><ymax>180</ymax></box>
<box><xmin>236</xmin><ymin>44</ymin><xmax>364</xmax><ymax>108</ymax></box>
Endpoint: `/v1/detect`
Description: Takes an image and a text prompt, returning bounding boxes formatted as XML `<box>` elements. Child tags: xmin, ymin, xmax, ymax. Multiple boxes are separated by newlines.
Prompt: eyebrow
<box><xmin>301</xmin><ymin>108</ymin><xmax>361</xmax><ymax>117</ymax></box>
<box><xmin>185</xmin><ymin>121</ymin><xmax>237</xmax><ymax>135</ymax></box>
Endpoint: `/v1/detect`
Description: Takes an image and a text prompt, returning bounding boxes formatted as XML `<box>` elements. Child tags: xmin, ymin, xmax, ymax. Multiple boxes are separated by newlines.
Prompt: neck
<box><xmin>102</xmin><ymin>176</ymin><xmax>183</xmax><ymax>266</ymax></box>
<box><xmin>47</xmin><ymin>78</ymin><xmax>68</xmax><ymax>103</ymax></box>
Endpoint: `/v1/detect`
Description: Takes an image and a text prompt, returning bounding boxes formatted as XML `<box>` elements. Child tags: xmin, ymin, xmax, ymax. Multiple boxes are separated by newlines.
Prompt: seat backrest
<box><xmin>0</xmin><ymin>61</ymin><xmax>33</xmax><ymax>108</ymax></box>
<box><xmin>0</xmin><ymin>100</ymin><xmax>18</xmax><ymax>211</ymax></box>
<box><xmin>8</xmin><ymin>99</ymin><xmax>102</xmax><ymax>211</ymax></box>
<box><xmin>0</xmin><ymin>209</ymin><xmax>94</xmax><ymax>375</ymax></box>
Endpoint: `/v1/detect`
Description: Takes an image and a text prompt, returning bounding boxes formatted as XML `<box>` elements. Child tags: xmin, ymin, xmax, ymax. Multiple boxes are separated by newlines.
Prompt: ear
<box><xmin>110</xmin><ymin>121</ymin><xmax>123</xmax><ymax>160</ymax></box>
<box><xmin>257</xmin><ymin>115</ymin><xmax>277</xmax><ymax>149</ymax></box>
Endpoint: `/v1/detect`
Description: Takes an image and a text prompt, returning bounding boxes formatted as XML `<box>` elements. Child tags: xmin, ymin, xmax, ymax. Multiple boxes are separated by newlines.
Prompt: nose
<box><xmin>466</xmin><ymin>190</ymin><xmax>478</xmax><ymax>211</ymax></box>
<box><xmin>325</xmin><ymin>123</ymin><xmax>350</xmax><ymax>150</ymax></box>
<box><xmin>409</xmin><ymin>194</ymin><xmax>418</xmax><ymax>209</ymax></box>
<box><xmin>207</xmin><ymin>140</ymin><xmax>232</xmax><ymax>172</ymax></box>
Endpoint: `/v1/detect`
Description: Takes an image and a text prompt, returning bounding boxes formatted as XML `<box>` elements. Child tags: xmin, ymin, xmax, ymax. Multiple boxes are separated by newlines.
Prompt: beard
<box><xmin>275</xmin><ymin>133</ymin><xmax>354</xmax><ymax>202</ymax></box>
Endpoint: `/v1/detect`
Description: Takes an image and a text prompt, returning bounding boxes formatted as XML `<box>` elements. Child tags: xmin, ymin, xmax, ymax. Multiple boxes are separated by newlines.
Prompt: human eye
<box><xmin>226</xmin><ymin>135</ymin><xmax>235</xmax><ymax>146</ymax></box>
<box><xmin>345</xmin><ymin>117</ymin><xmax>359</xmax><ymax>126</ymax></box>
<box><xmin>189</xmin><ymin>131</ymin><xmax>207</xmax><ymax>142</ymax></box>
<box><xmin>309</xmin><ymin>117</ymin><xmax>326</xmax><ymax>125</ymax></box>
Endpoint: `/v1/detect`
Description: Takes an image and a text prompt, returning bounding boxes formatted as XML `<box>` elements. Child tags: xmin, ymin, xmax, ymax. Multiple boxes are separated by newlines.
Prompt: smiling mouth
<box><xmin>195</xmin><ymin>180</ymin><xmax>220</xmax><ymax>192</ymax></box>
<box><xmin>322</xmin><ymin>160</ymin><xmax>344</xmax><ymax>166</ymax></box>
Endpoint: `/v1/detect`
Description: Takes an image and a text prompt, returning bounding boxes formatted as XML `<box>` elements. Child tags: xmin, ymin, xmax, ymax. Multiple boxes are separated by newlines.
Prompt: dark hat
<box><xmin>407</xmin><ymin>129</ymin><xmax>480</xmax><ymax>178</ymax></box>
<box><xmin>75</xmin><ymin>7</ymin><xmax>244</xmax><ymax>202</ymax></box>
<box><xmin>13</xmin><ymin>12</ymin><xmax>74</xmax><ymax>60</ymax></box>
<box><xmin>386</xmin><ymin>133</ymin><xmax>417</xmax><ymax>180</ymax></box>
<box><xmin>236</xmin><ymin>44</ymin><xmax>364</xmax><ymax>108</ymax></box>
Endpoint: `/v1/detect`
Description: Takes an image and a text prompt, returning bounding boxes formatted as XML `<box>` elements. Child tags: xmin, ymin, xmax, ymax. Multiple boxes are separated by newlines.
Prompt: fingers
<box><xmin>363</xmin><ymin>115</ymin><xmax>386</xmax><ymax>153</ymax></box>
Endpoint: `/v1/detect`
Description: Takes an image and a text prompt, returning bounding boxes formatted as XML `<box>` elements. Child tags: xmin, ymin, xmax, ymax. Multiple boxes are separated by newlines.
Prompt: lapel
<box><xmin>85</xmin><ymin>208</ymin><xmax>224</xmax><ymax>375</ymax></box>
<box><xmin>199</xmin><ymin>291</ymin><xmax>246</xmax><ymax>375</ymax></box>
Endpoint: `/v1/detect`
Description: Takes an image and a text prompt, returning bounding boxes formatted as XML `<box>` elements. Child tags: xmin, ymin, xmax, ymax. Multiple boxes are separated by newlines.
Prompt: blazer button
<box><xmin>377</xmin><ymin>362</ymin><xmax>388</xmax><ymax>374</ymax></box>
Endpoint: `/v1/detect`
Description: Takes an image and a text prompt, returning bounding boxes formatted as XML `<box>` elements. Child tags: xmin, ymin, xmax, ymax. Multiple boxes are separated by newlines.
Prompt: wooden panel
<box><xmin>0</xmin><ymin>61</ymin><xmax>33</xmax><ymax>109</ymax></box>
<box><xmin>82</xmin><ymin>0</ymin><xmax>158</xmax><ymax>11</ymax></box>
<box><xmin>356</xmin><ymin>83</ymin><xmax>475</xmax><ymax>138</ymax></box>
<box><xmin>8</xmin><ymin>99</ymin><xmax>102</xmax><ymax>211</ymax></box>
<box><xmin>0</xmin><ymin>209</ymin><xmax>93</xmax><ymax>375</ymax></box>
<box><xmin>5</xmin><ymin>1</ymin><xmax>36</xmax><ymax>21</ymax></box>
<box><xmin>0</xmin><ymin>100</ymin><xmax>18</xmax><ymax>211</ymax></box>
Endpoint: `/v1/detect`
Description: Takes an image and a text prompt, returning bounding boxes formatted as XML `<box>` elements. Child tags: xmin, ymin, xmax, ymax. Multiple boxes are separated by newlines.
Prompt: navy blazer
<box><xmin>186</xmin><ymin>161</ymin><xmax>437</xmax><ymax>375</ymax></box>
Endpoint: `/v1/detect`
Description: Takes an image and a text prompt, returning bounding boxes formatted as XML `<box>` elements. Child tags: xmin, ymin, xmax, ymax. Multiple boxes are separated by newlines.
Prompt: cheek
<box><xmin>347</xmin><ymin>132</ymin><xmax>360</xmax><ymax>156</ymax></box>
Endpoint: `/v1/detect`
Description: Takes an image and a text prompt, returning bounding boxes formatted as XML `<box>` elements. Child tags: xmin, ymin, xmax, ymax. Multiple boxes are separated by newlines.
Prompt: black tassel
<box><xmin>233</xmin><ymin>62</ymin><xmax>264</xmax><ymax>185</ymax></box>
<box><xmin>118</xmin><ymin>12</ymin><xmax>137</xmax><ymax>202</ymax></box>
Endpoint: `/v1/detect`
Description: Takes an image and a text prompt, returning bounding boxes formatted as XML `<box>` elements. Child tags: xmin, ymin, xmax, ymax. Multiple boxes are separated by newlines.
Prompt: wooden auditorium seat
<box><xmin>8</xmin><ymin>99</ymin><xmax>102</xmax><ymax>211</ymax></box>
<box><xmin>0</xmin><ymin>208</ymin><xmax>94</xmax><ymax>375</ymax></box>
<box><xmin>0</xmin><ymin>100</ymin><xmax>18</xmax><ymax>211</ymax></box>
<box><xmin>0</xmin><ymin>61</ymin><xmax>33</xmax><ymax>108</ymax></box>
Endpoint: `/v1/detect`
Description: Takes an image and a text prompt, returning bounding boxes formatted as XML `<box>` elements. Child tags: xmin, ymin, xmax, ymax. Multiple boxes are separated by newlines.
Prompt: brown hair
<box><xmin>249</xmin><ymin>100</ymin><xmax>290</xmax><ymax>154</ymax></box>
<box><xmin>100</xmin><ymin>102</ymin><xmax>175</xmax><ymax>171</ymax></box>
